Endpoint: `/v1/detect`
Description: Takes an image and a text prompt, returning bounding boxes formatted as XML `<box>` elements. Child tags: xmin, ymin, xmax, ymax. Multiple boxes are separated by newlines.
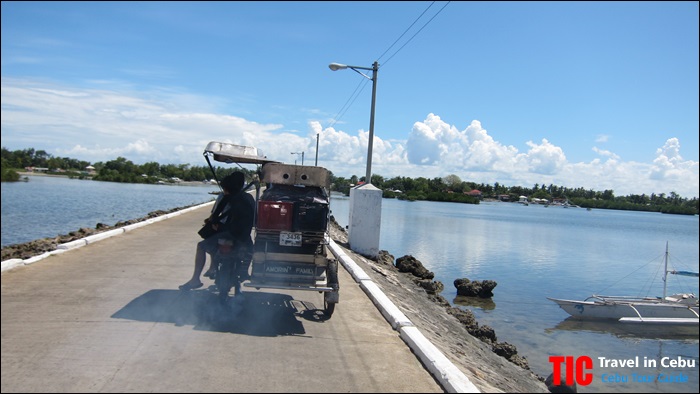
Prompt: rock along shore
<box><xmin>327</xmin><ymin>216</ymin><xmax>549</xmax><ymax>393</ymax></box>
<box><xmin>2</xmin><ymin>204</ymin><xmax>550</xmax><ymax>393</ymax></box>
<box><xmin>1</xmin><ymin>204</ymin><xmax>199</xmax><ymax>261</ymax></box>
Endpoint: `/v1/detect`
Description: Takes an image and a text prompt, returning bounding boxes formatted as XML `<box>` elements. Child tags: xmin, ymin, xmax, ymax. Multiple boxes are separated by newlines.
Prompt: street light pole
<box><xmin>315</xmin><ymin>133</ymin><xmax>319</xmax><ymax>166</ymax></box>
<box><xmin>329</xmin><ymin>61</ymin><xmax>382</xmax><ymax>258</ymax></box>
<box><xmin>291</xmin><ymin>151</ymin><xmax>304</xmax><ymax>166</ymax></box>
<box><xmin>329</xmin><ymin>61</ymin><xmax>378</xmax><ymax>184</ymax></box>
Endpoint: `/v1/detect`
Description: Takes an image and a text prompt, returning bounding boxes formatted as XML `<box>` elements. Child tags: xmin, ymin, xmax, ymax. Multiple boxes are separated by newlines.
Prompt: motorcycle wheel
<box><xmin>323</xmin><ymin>293</ymin><xmax>336</xmax><ymax>317</ymax></box>
<box><xmin>216</xmin><ymin>259</ymin><xmax>232</xmax><ymax>303</ymax></box>
<box><xmin>324</xmin><ymin>260</ymin><xmax>339</xmax><ymax>317</ymax></box>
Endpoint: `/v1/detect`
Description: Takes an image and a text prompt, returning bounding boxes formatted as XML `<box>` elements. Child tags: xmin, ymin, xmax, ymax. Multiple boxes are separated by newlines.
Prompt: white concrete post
<box><xmin>348</xmin><ymin>183</ymin><xmax>382</xmax><ymax>258</ymax></box>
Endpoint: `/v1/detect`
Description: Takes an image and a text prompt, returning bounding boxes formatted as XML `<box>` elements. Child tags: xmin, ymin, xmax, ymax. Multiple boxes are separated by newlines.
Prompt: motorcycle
<box><xmin>212</xmin><ymin>237</ymin><xmax>252</xmax><ymax>303</ymax></box>
<box><xmin>203</xmin><ymin>141</ymin><xmax>340</xmax><ymax>317</ymax></box>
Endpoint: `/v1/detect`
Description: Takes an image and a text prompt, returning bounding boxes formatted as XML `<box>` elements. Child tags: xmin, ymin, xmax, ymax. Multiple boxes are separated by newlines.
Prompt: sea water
<box><xmin>329</xmin><ymin>194</ymin><xmax>699</xmax><ymax>394</ymax></box>
<box><xmin>2</xmin><ymin>178</ymin><xmax>697</xmax><ymax>393</ymax></box>
<box><xmin>1</xmin><ymin>175</ymin><xmax>219</xmax><ymax>248</ymax></box>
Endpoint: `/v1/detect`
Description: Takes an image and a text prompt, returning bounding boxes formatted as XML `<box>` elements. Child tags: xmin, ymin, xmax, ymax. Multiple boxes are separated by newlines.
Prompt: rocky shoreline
<box><xmin>1</xmin><ymin>204</ymin><xmax>201</xmax><ymax>261</ymax></box>
<box><xmin>326</xmin><ymin>216</ymin><xmax>550</xmax><ymax>393</ymax></box>
<box><xmin>2</xmin><ymin>205</ymin><xmax>552</xmax><ymax>392</ymax></box>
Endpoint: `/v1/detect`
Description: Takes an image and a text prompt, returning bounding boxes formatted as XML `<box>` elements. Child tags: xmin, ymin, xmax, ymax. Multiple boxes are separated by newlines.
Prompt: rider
<box><xmin>179</xmin><ymin>171</ymin><xmax>255</xmax><ymax>290</ymax></box>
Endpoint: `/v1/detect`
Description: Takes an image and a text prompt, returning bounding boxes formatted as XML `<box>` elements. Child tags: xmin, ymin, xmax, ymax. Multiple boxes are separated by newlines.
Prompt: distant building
<box><xmin>465</xmin><ymin>189</ymin><xmax>483</xmax><ymax>199</ymax></box>
<box><xmin>25</xmin><ymin>167</ymin><xmax>49</xmax><ymax>173</ymax></box>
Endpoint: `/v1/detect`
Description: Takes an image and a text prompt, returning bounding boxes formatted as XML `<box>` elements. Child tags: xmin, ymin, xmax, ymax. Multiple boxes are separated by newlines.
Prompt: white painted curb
<box><xmin>1</xmin><ymin>201</ymin><xmax>215</xmax><ymax>272</ymax></box>
<box><xmin>327</xmin><ymin>239</ymin><xmax>480</xmax><ymax>393</ymax></box>
<box><xmin>84</xmin><ymin>228</ymin><xmax>125</xmax><ymax>244</ymax></box>
<box><xmin>3</xmin><ymin>203</ymin><xmax>480</xmax><ymax>392</ymax></box>
<box><xmin>328</xmin><ymin>239</ymin><xmax>371</xmax><ymax>282</ymax></box>
<box><xmin>400</xmin><ymin>326</ymin><xmax>481</xmax><ymax>393</ymax></box>
<box><xmin>359</xmin><ymin>280</ymin><xmax>414</xmax><ymax>329</ymax></box>
<box><xmin>1</xmin><ymin>259</ymin><xmax>24</xmax><ymax>271</ymax></box>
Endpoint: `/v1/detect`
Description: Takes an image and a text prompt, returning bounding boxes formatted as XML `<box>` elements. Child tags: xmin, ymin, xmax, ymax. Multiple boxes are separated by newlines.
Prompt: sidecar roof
<box><xmin>204</xmin><ymin>141</ymin><xmax>278</xmax><ymax>165</ymax></box>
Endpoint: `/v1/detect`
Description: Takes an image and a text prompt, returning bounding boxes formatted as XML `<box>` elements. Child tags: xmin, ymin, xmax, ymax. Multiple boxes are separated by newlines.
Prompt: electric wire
<box><xmin>326</xmin><ymin>78</ymin><xmax>369</xmax><ymax>130</ymax></box>
<box><xmin>376</xmin><ymin>1</ymin><xmax>437</xmax><ymax>64</ymax></box>
<box><xmin>324</xmin><ymin>1</ymin><xmax>450</xmax><ymax>130</ymax></box>
<box><xmin>381</xmin><ymin>1</ymin><xmax>451</xmax><ymax>67</ymax></box>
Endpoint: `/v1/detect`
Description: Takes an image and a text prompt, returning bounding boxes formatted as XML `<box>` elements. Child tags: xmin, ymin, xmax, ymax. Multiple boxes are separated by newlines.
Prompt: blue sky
<box><xmin>2</xmin><ymin>1</ymin><xmax>698</xmax><ymax>198</ymax></box>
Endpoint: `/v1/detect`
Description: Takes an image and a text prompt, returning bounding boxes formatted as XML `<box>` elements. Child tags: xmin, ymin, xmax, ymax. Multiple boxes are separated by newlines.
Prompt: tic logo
<box><xmin>549</xmin><ymin>356</ymin><xmax>594</xmax><ymax>386</ymax></box>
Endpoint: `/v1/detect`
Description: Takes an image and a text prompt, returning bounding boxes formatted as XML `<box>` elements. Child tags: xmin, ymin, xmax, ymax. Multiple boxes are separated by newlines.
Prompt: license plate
<box><xmin>279</xmin><ymin>231</ymin><xmax>302</xmax><ymax>247</ymax></box>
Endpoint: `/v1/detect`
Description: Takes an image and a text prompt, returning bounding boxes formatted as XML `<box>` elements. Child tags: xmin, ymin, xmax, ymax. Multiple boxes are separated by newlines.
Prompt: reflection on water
<box><xmin>453</xmin><ymin>295</ymin><xmax>496</xmax><ymax>311</ymax></box>
<box><xmin>331</xmin><ymin>197</ymin><xmax>698</xmax><ymax>393</ymax></box>
<box><xmin>5</xmin><ymin>185</ymin><xmax>696</xmax><ymax>393</ymax></box>
<box><xmin>547</xmin><ymin>317</ymin><xmax>699</xmax><ymax>341</ymax></box>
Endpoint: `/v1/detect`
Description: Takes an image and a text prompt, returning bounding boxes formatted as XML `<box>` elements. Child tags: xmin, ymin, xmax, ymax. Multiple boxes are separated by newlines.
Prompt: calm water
<box><xmin>1</xmin><ymin>175</ymin><xmax>219</xmax><ymax>248</ymax></box>
<box><xmin>329</xmin><ymin>194</ymin><xmax>699</xmax><ymax>394</ymax></box>
<box><xmin>2</xmin><ymin>178</ymin><xmax>698</xmax><ymax>393</ymax></box>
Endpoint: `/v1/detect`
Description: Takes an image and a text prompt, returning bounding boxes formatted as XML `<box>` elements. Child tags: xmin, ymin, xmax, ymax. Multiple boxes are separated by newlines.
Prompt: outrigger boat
<box><xmin>548</xmin><ymin>243</ymin><xmax>699</xmax><ymax>326</ymax></box>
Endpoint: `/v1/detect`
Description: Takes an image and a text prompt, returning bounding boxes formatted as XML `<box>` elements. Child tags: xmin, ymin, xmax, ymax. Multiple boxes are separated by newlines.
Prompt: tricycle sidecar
<box><xmin>203</xmin><ymin>142</ymin><xmax>339</xmax><ymax>317</ymax></box>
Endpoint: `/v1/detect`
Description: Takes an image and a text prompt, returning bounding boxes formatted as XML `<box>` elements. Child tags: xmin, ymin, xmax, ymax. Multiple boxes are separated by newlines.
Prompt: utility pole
<box><xmin>315</xmin><ymin>133</ymin><xmax>319</xmax><ymax>166</ymax></box>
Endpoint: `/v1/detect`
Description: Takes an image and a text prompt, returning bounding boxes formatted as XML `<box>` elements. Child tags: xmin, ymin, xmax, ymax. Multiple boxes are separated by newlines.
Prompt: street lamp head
<box><xmin>328</xmin><ymin>60</ymin><xmax>378</xmax><ymax>184</ymax></box>
<box><xmin>328</xmin><ymin>63</ymin><xmax>348</xmax><ymax>71</ymax></box>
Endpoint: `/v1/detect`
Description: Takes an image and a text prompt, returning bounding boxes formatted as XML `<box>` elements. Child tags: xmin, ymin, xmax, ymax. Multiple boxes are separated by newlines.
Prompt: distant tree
<box><xmin>3</xmin><ymin>146</ymin><xmax>697</xmax><ymax>214</ymax></box>
<box><xmin>443</xmin><ymin>174</ymin><xmax>462</xmax><ymax>189</ymax></box>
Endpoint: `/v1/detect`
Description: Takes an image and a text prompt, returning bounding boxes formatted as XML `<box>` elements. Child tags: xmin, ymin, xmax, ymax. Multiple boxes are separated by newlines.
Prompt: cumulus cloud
<box><xmin>2</xmin><ymin>78</ymin><xmax>698</xmax><ymax>198</ymax></box>
<box><xmin>370</xmin><ymin>113</ymin><xmax>697</xmax><ymax>197</ymax></box>
<box><xmin>406</xmin><ymin>114</ymin><xmax>521</xmax><ymax>173</ymax></box>
<box><xmin>650</xmin><ymin>138</ymin><xmax>699</xmax><ymax>184</ymax></box>
<box><xmin>523</xmin><ymin>139</ymin><xmax>567</xmax><ymax>175</ymax></box>
<box><xmin>405</xmin><ymin>114</ymin><xmax>572</xmax><ymax>178</ymax></box>
<box><xmin>592</xmin><ymin>146</ymin><xmax>620</xmax><ymax>160</ymax></box>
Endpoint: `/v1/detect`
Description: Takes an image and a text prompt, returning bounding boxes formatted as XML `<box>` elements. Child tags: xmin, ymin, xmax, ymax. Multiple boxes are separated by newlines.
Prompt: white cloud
<box><xmin>1</xmin><ymin>77</ymin><xmax>285</xmax><ymax>164</ymax></box>
<box><xmin>650</xmin><ymin>138</ymin><xmax>699</xmax><ymax>185</ymax></box>
<box><xmin>592</xmin><ymin>146</ymin><xmax>621</xmax><ymax>160</ymax></box>
<box><xmin>523</xmin><ymin>139</ymin><xmax>567</xmax><ymax>175</ymax></box>
<box><xmin>595</xmin><ymin>134</ymin><xmax>610</xmax><ymax>143</ymax></box>
<box><xmin>366</xmin><ymin>113</ymin><xmax>698</xmax><ymax>197</ymax></box>
<box><xmin>2</xmin><ymin>78</ymin><xmax>698</xmax><ymax>198</ymax></box>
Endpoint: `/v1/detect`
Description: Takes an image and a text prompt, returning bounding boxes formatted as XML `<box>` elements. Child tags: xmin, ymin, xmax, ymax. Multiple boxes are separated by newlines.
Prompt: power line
<box><xmin>381</xmin><ymin>1</ymin><xmax>451</xmax><ymax>67</ymax></box>
<box><xmin>325</xmin><ymin>77</ymin><xmax>370</xmax><ymax>130</ymax></box>
<box><xmin>376</xmin><ymin>1</ymin><xmax>438</xmax><ymax>64</ymax></box>
<box><xmin>324</xmin><ymin>1</ymin><xmax>450</xmax><ymax>130</ymax></box>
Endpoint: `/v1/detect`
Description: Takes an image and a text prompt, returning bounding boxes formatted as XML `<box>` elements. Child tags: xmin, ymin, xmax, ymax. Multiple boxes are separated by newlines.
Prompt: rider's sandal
<box><xmin>178</xmin><ymin>281</ymin><xmax>203</xmax><ymax>291</ymax></box>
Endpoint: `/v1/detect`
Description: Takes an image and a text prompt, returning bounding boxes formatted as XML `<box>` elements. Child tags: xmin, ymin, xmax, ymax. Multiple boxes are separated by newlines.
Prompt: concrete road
<box><xmin>1</xmin><ymin>206</ymin><xmax>443</xmax><ymax>393</ymax></box>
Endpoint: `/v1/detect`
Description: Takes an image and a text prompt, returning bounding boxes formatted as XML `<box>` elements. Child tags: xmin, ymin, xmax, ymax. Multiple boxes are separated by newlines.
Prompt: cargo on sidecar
<box><xmin>203</xmin><ymin>141</ymin><xmax>339</xmax><ymax>317</ymax></box>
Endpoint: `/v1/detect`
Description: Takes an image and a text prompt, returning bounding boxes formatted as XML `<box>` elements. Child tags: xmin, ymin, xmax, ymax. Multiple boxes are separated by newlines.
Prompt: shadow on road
<box><xmin>111</xmin><ymin>289</ymin><xmax>312</xmax><ymax>337</ymax></box>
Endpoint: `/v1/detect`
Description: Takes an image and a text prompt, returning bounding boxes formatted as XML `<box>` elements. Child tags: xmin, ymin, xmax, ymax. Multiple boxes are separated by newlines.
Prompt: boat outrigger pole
<box><xmin>662</xmin><ymin>241</ymin><xmax>700</xmax><ymax>300</ymax></box>
<box><xmin>663</xmin><ymin>241</ymin><xmax>669</xmax><ymax>301</ymax></box>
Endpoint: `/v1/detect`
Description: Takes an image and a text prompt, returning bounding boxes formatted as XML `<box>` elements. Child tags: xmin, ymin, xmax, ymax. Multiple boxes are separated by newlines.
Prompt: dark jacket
<box><xmin>212</xmin><ymin>191</ymin><xmax>255</xmax><ymax>242</ymax></box>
